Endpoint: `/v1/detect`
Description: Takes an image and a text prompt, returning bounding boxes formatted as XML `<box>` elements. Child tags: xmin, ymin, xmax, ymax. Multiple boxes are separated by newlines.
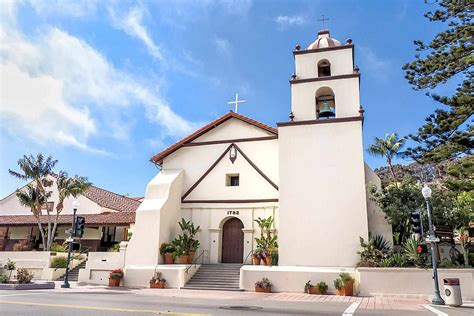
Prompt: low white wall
<box><xmin>124</xmin><ymin>264</ymin><xmax>200</xmax><ymax>288</ymax></box>
<box><xmin>357</xmin><ymin>268</ymin><xmax>474</xmax><ymax>300</ymax></box>
<box><xmin>41</xmin><ymin>268</ymin><xmax>66</xmax><ymax>280</ymax></box>
<box><xmin>0</xmin><ymin>251</ymin><xmax>50</xmax><ymax>280</ymax></box>
<box><xmin>78</xmin><ymin>251</ymin><xmax>125</xmax><ymax>285</ymax></box>
<box><xmin>240</xmin><ymin>265</ymin><xmax>357</xmax><ymax>293</ymax></box>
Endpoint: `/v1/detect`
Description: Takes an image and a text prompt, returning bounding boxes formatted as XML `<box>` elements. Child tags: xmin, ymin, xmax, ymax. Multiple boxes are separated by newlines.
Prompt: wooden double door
<box><xmin>221</xmin><ymin>218</ymin><xmax>244</xmax><ymax>263</ymax></box>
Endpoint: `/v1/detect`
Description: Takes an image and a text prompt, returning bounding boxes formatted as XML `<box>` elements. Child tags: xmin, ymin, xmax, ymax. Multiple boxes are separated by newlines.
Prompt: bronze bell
<box><xmin>318</xmin><ymin>100</ymin><xmax>335</xmax><ymax>118</ymax></box>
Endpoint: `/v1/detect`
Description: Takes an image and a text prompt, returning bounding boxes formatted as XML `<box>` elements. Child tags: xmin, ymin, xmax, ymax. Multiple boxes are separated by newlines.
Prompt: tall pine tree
<box><xmin>403</xmin><ymin>0</ymin><xmax>473</xmax><ymax>164</ymax></box>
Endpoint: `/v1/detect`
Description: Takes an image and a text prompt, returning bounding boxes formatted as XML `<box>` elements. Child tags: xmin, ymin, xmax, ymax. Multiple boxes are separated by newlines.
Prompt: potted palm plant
<box><xmin>255</xmin><ymin>277</ymin><xmax>272</xmax><ymax>293</ymax></box>
<box><xmin>334</xmin><ymin>273</ymin><xmax>355</xmax><ymax>296</ymax></box>
<box><xmin>160</xmin><ymin>243</ymin><xmax>175</xmax><ymax>264</ymax></box>
<box><xmin>109</xmin><ymin>268</ymin><xmax>123</xmax><ymax>287</ymax></box>
<box><xmin>150</xmin><ymin>272</ymin><xmax>166</xmax><ymax>289</ymax></box>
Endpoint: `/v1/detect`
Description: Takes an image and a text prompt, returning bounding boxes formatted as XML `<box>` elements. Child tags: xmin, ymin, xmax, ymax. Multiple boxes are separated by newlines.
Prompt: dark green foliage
<box><xmin>403</xmin><ymin>236</ymin><xmax>429</xmax><ymax>268</ymax></box>
<box><xmin>357</xmin><ymin>235</ymin><xmax>391</xmax><ymax>267</ymax></box>
<box><xmin>107</xmin><ymin>243</ymin><xmax>120</xmax><ymax>252</ymax></box>
<box><xmin>0</xmin><ymin>274</ymin><xmax>8</xmax><ymax>283</ymax></box>
<box><xmin>50</xmin><ymin>256</ymin><xmax>67</xmax><ymax>268</ymax></box>
<box><xmin>403</xmin><ymin>0</ymin><xmax>473</xmax><ymax>163</ymax></box>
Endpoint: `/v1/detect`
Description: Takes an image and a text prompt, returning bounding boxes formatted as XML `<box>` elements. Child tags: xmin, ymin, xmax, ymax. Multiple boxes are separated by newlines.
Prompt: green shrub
<box><xmin>16</xmin><ymin>268</ymin><xmax>33</xmax><ymax>284</ymax></box>
<box><xmin>316</xmin><ymin>281</ymin><xmax>328</xmax><ymax>294</ymax></box>
<box><xmin>0</xmin><ymin>273</ymin><xmax>8</xmax><ymax>283</ymax></box>
<box><xmin>469</xmin><ymin>253</ymin><xmax>474</xmax><ymax>266</ymax></box>
<box><xmin>50</xmin><ymin>243</ymin><xmax>67</xmax><ymax>252</ymax></box>
<box><xmin>50</xmin><ymin>256</ymin><xmax>68</xmax><ymax>268</ymax></box>
<box><xmin>107</xmin><ymin>243</ymin><xmax>120</xmax><ymax>252</ymax></box>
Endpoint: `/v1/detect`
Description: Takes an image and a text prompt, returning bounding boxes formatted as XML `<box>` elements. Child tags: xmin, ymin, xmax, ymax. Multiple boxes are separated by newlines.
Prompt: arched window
<box><xmin>315</xmin><ymin>87</ymin><xmax>335</xmax><ymax>119</ymax></box>
<box><xmin>318</xmin><ymin>60</ymin><xmax>331</xmax><ymax>77</ymax></box>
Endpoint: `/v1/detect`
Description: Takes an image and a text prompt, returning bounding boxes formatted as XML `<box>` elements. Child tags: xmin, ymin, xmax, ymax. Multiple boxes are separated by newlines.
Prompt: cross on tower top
<box><xmin>317</xmin><ymin>14</ymin><xmax>329</xmax><ymax>29</ymax></box>
<box><xmin>227</xmin><ymin>93</ymin><xmax>246</xmax><ymax>113</ymax></box>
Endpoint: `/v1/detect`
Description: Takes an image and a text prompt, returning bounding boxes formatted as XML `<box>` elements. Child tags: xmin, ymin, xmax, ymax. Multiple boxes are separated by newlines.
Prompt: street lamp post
<box><xmin>61</xmin><ymin>200</ymin><xmax>80</xmax><ymax>289</ymax></box>
<box><xmin>421</xmin><ymin>185</ymin><xmax>445</xmax><ymax>305</ymax></box>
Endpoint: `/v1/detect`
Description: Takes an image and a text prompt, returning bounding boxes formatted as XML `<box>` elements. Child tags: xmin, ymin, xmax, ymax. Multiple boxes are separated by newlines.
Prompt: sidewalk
<box><xmin>53</xmin><ymin>282</ymin><xmax>430</xmax><ymax>311</ymax></box>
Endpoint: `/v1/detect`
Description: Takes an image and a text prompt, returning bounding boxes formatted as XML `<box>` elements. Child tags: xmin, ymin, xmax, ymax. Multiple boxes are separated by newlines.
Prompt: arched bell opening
<box><xmin>318</xmin><ymin>59</ymin><xmax>331</xmax><ymax>77</ymax></box>
<box><xmin>315</xmin><ymin>87</ymin><xmax>336</xmax><ymax>119</ymax></box>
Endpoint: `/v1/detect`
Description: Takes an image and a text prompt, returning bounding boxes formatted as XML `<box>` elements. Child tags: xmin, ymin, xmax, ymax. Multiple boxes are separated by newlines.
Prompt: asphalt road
<box><xmin>0</xmin><ymin>290</ymin><xmax>472</xmax><ymax>316</ymax></box>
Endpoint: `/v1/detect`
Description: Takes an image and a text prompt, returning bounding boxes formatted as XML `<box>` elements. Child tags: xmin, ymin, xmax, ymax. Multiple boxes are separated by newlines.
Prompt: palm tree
<box><xmin>15</xmin><ymin>185</ymin><xmax>51</xmax><ymax>249</ymax></box>
<box><xmin>368</xmin><ymin>133</ymin><xmax>405</xmax><ymax>186</ymax></box>
<box><xmin>9</xmin><ymin>154</ymin><xmax>57</xmax><ymax>248</ymax></box>
<box><xmin>49</xmin><ymin>171</ymin><xmax>91</xmax><ymax>249</ymax></box>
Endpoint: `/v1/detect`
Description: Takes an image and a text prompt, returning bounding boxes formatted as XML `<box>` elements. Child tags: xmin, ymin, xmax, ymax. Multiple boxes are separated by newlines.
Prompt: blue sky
<box><xmin>0</xmin><ymin>0</ymin><xmax>450</xmax><ymax>198</ymax></box>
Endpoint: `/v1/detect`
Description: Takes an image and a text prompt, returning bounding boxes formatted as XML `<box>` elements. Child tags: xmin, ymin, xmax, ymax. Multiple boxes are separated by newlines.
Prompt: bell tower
<box><xmin>277</xmin><ymin>29</ymin><xmax>369</xmax><ymax>267</ymax></box>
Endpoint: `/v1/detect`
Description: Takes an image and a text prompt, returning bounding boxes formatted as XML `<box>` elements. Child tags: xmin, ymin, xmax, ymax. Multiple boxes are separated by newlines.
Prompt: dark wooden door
<box><xmin>221</xmin><ymin>218</ymin><xmax>244</xmax><ymax>263</ymax></box>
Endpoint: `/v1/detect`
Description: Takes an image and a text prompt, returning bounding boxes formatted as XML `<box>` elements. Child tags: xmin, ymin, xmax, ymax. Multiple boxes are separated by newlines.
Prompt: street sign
<box><xmin>426</xmin><ymin>237</ymin><xmax>440</xmax><ymax>243</ymax></box>
<box><xmin>66</xmin><ymin>237</ymin><xmax>73</xmax><ymax>243</ymax></box>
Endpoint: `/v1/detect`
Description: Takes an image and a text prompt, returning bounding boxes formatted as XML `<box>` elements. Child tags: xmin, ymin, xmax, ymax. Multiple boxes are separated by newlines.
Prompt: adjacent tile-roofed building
<box><xmin>0</xmin><ymin>212</ymin><xmax>136</xmax><ymax>226</ymax></box>
<box><xmin>82</xmin><ymin>186</ymin><xmax>141</xmax><ymax>213</ymax></box>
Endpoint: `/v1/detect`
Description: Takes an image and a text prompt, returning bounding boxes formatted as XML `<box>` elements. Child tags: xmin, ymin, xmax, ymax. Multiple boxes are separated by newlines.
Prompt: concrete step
<box><xmin>183</xmin><ymin>286</ymin><xmax>241</xmax><ymax>291</ymax></box>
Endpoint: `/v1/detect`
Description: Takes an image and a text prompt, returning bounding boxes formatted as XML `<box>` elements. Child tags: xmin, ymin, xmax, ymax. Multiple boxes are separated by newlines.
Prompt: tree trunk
<box><xmin>387</xmin><ymin>157</ymin><xmax>399</xmax><ymax>188</ymax></box>
<box><xmin>48</xmin><ymin>212</ymin><xmax>60</xmax><ymax>250</ymax></box>
<box><xmin>37</xmin><ymin>220</ymin><xmax>46</xmax><ymax>251</ymax></box>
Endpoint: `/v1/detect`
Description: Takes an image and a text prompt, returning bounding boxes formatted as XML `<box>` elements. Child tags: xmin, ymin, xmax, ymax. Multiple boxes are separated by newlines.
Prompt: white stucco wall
<box><xmin>364</xmin><ymin>164</ymin><xmax>393</xmax><ymax>244</ymax></box>
<box><xmin>162</xmin><ymin>119</ymin><xmax>279</xmax><ymax>198</ymax></box>
<box><xmin>291</xmin><ymin>77</ymin><xmax>360</xmax><ymax>121</ymax></box>
<box><xmin>181</xmin><ymin>204</ymin><xmax>278</xmax><ymax>264</ymax></box>
<box><xmin>125</xmin><ymin>169</ymin><xmax>184</xmax><ymax>267</ymax></box>
<box><xmin>191</xmin><ymin>118</ymin><xmax>274</xmax><ymax>142</ymax></box>
<box><xmin>278</xmin><ymin>120</ymin><xmax>368</xmax><ymax>267</ymax></box>
<box><xmin>295</xmin><ymin>47</ymin><xmax>353</xmax><ymax>79</ymax></box>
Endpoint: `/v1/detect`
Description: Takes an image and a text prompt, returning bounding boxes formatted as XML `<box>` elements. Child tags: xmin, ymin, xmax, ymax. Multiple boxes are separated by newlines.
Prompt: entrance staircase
<box><xmin>58</xmin><ymin>260</ymin><xmax>87</xmax><ymax>282</ymax></box>
<box><xmin>183</xmin><ymin>264</ymin><xmax>242</xmax><ymax>291</ymax></box>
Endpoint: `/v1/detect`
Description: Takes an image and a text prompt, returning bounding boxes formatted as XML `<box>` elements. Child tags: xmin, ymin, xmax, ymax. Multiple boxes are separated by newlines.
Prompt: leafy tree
<box><xmin>368</xmin><ymin>133</ymin><xmax>405</xmax><ymax>186</ymax></box>
<box><xmin>10</xmin><ymin>154</ymin><xmax>56</xmax><ymax>249</ymax></box>
<box><xmin>403</xmin><ymin>0</ymin><xmax>473</xmax><ymax>163</ymax></box>
<box><xmin>50</xmin><ymin>171</ymin><xmax>91</xmax><ymax>250</ymax></box>
<box><xmin>15</xmin><ymin>185</ymin><xmax>50</xmax><ymax>250</ymax></box>
<box><xmin>444</xmin><ymin>154</ymin><xmax>474</xmax><ymax>192</ymax></box>
<box><xmin>9</xmin><ymin>153</ymin><xmax>90</xmax><ymax>251</ymax></box>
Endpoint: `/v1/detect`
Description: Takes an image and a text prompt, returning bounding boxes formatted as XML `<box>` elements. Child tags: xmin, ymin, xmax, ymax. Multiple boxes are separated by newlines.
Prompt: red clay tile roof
<box><xmin>82</xmin><ymin>186</ymin><xmax>141</xmax><ymax>213</ymax></box>
<box><xmin>0</xmin><ymin>212</ymin><xmax>136</xmax><ymax>226</ymax></box>
<box><xmin>150</xmin><ymin>112</ymin><xmax>278</xmax><ymax>164</ymax></box>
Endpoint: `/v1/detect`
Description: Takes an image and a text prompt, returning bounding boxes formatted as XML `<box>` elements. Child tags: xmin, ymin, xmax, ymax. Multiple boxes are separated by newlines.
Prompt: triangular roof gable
<box><xmin>150</xmin><ymin>112</ymin><xmax>278</xmax><ymax>164</ymax></box>
<box><xmin>182</xmin><ymin>143</ymin><xmax>278</xmax><ymax>202</ymax></box>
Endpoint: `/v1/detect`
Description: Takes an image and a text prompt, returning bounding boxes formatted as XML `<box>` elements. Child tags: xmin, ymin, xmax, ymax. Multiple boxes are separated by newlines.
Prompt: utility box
<box><xmin>443</xmin><ymin>278</ymin><xmax>462</xmax><ymax>307</ymax></box>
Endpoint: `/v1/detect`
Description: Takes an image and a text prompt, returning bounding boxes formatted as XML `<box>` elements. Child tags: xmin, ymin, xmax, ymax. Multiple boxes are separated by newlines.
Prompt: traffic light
<box><xmin>410</xmin><ymin>211</ymin><xmax>422</xmax><ymax>234</ymax></box>
<box><xmin>75</xmin><ymin>216</ymin><xmax>85</xmax><ymax>237</ymax></box>
<box><xmin>417</xmin><ymin>244</ymin><xmax>428</xmax><ymax>254</ymax></box>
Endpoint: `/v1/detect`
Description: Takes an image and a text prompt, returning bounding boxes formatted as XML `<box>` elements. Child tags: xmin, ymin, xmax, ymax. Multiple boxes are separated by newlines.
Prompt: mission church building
<box><xmin>122</xmin><ymin>28</ymin><xmax>392</xmax><ymax>288</ymax></box>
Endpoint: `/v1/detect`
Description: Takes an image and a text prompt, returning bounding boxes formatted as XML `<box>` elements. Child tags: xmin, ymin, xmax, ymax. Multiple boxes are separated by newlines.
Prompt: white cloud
<box><xmin>28</xmin><ymin>0</ymin><xmax>99</xmax><ymax>18</ymax></box>
<box><xmin>274</xmin><ymin>15</ymin><xmax>306</xmax><ymax>29</ymax></box>
<box><xmin>214</xmin><ymin>37</ymin><xmax>232</xmax><ymax>57</ymax></box>
<box><xmin>0</xmin><ymin>2</ymin><xmax>195</xmax><ymax>154</ymax></box>
<box><xmin>359</xmin><ymin>46</ymin><xmax>392</xmax><ymax>81</ymax></box>
<box><xmin>108</xmin><ymin>4</ymin><xmax>163</xmax><ymax>62</ymax></box>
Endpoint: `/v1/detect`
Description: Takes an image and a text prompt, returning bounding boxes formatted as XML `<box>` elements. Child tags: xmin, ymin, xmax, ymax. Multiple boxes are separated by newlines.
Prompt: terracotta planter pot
<box><xmin>265</xmin><ymin>256</ymin><xmax>272</xmax><ymax>266</ymax></box>
<box><xmin>178</xmin><ymin>255</ymin><xmax>189</xmax><ymax>264</ymax></box>
<box><xmin>252</xmin><ymin>256</ymin><xmax>260</xmax><ymax>265</ymax></box>
<box><xmin>255</xmin><ymin>286</ymin><xmax>271</xmax><ymax>293</ymax></box>
<box><xmin>308</xmin><ymin>286</ymin><xmax>321</xmax><ymax>295</ymax></box>
<box><xmin>150</xmin><ymin>281</ymin><xmax>166</xmax><ymax>289</ymax></box>
<box><xmin>108</xmin><ymin>278</ymin><xmax>120</xmax><ymax>287</ymax></box>
<box><xmin>163</xmin><ymin>253</ymin><xmax>174</xmax><ymax>264</ymax></box>
<box><xmin>336</xmin><ymin>281</ymin><xmax>354</xmax><ymax>296</ymax></box>
<box><xmin>188</xmin><ymin>251</ymin><xmax>195</xmax><ymax>264</ymax></box>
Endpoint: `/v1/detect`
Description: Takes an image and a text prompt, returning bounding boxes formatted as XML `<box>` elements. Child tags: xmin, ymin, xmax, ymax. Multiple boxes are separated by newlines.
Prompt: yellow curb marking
<box><xmin>0</xmin><ymin>300</ymin><xmax>209</xmax><ymax>316</ymax></box>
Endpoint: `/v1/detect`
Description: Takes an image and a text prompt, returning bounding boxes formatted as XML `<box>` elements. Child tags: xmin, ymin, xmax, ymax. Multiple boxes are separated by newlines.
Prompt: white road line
<box><xmin>342</xmin><ymin>302</ymin><xmax>360</xmax><ymax>316</ymax></box>
<box><xmin>0</xmin><ymin>292</ymin><xmax>48</xmax><ymax>298</ymax></box>
<box><xmin>421</xmin><ymin>304</ymin><xmax>449</xmax><ymax>316</ymax></box>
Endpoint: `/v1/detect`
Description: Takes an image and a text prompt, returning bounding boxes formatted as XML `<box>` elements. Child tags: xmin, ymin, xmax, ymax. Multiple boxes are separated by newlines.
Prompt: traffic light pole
<box><xmin>61</xmin><ymin>207</ymin><xmax>77</xmax><ymax>289</ymax></box>
<box><xmin>425</xmin><ymin>197</ymin><xmax>445</xmax><ymax>305</ymax></box>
